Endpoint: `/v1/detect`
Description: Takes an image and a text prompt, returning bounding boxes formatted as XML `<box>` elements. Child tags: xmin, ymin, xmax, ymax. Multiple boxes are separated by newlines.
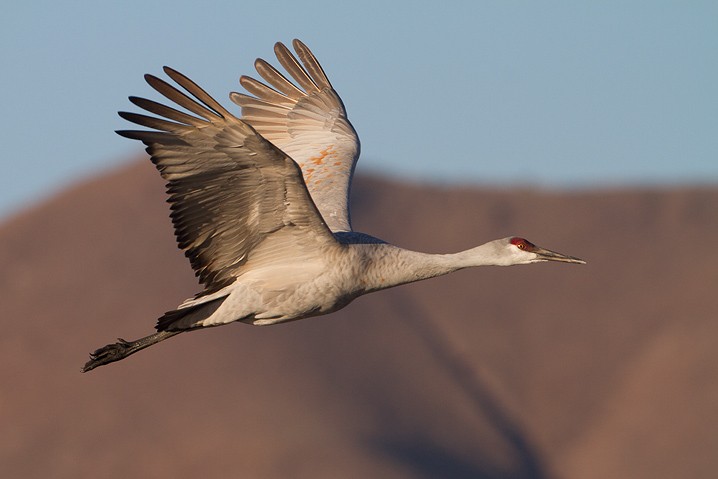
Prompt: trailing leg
<box><xmin>81</xmin><ymin>330</ymin><xmax>182</xmax><ymax>372</ymax></box>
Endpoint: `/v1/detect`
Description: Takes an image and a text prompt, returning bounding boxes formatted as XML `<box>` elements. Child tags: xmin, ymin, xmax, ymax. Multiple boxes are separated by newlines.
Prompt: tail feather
<box><xmin>156</xmin><ymin>296</ymin><xmax>226</xmax><ymax>331</ymax></box>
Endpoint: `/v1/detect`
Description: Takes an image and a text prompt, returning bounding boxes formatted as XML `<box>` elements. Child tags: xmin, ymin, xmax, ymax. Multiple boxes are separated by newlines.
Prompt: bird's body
<box><xmin>173</xmin><ymin>234</ymin><xmax>374</xmax><ymax>329</ymax></box>
<box><xmin>82</xmin><ymin>40</ymin><xmax>584</xmax><ymax>372</ymax></box>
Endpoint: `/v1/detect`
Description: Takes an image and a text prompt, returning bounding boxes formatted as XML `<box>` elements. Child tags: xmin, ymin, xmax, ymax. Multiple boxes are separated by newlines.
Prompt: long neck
<box><xmin>358</xmin><ymin>242</ymin><xmax>502</xmax><ymax>292</ymax></box>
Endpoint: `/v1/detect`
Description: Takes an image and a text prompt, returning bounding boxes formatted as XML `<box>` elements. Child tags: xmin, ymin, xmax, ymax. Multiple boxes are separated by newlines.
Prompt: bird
<box><xmin>81</xmin><ymin>39</ymin><xmax>585</xmax><ymax>372</ymax></box>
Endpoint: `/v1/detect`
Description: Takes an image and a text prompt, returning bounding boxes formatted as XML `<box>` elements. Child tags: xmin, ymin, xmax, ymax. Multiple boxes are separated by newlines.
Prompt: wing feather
<box><xmin>230</xmin><ymin>40</ymin><xmax>360</xmax><ymax>232</ymax></box>
<box><xmin>118</xmin><ymin>68</ymin><xmax>336</xmax><ymax>294</ymax></box>
<box><xmin>240</xmin><ymin>76</ymin><xmax>294</xmax><ymax>106</ymax></box>
<box><xmin>144</xmin><ymin>74</ymin><xmax>219</xmax><ymax>120</ymax></box>
<box><xmin>292</xmin><ymin>39</ymin><xmax>332</xmax><ymax>90</ymax></box>
<box><xmin>274</xmin><ymin>42</ymin><xmax>320</xmax><ymax>93</ymax></box>
<box><xmin>253</xmin><ymin>59</ymin><xmax>305</xmax><ymax>100</ymax></box>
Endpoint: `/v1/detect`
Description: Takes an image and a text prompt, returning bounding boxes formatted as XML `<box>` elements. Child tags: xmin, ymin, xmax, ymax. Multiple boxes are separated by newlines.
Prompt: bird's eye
<box><xmin>510</xmin><ymin>236</ymin><xmax>534</xmax><ymax>251</ymax></box>
<box><xmin>510</xmin><ymin>236</ymin><xmax>535</xmax><ymax>251</ymax></box>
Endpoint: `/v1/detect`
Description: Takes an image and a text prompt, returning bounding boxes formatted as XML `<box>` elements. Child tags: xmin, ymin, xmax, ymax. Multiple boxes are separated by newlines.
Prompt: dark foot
<box><xmin>81</xmin><ymin>330</ymin><xmax>181</xmax><ymax>373</ymax></box>
<box><xmin>82</xmin><ymin>338</ymin><xmax>133</xmax><ymax>372</ymax></box>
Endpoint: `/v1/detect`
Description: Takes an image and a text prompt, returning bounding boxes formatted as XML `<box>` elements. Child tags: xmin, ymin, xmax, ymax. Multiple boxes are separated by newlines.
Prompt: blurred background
<box><xmin>1</xmin><ymin>2</ymin><xmax>717</xmax><ymax>478</ymax></box>
<box><xmin>2</xmin><ymin>0</ymin><xmax>717</xmax><ymax>219</ymax></box>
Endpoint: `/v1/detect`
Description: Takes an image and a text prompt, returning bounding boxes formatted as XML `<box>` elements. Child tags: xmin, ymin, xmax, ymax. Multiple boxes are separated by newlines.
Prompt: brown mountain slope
<box><xmin>1</xmin><ymin>161</ymin><xmax>716</xmax><ymax>479</ymax></box>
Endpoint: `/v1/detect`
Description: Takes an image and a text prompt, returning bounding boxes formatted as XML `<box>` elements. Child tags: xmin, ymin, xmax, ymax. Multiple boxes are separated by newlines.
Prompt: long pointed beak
<box><xmin>533</xmin><ymin>247</ymin><xmax>586</xmax><ymax>264</ymax></box>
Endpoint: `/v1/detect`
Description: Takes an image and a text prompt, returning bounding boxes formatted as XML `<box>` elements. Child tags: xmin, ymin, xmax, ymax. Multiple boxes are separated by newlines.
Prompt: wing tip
<box><xmin>292</xmin><ymin>38</ymin><xmax>307</xmax><ymax>51</ymax></box>
<box><xmin>274</xmin><ymin>41</ymin><xmax>288</xmax><ymax>53</ymax></box>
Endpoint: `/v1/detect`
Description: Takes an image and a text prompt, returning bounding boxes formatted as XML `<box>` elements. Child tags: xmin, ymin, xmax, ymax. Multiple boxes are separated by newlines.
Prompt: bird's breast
<box><xmin>238</xmin><ymin>252</ymin><xmax>363</xmax><ymax>325</ymax></box>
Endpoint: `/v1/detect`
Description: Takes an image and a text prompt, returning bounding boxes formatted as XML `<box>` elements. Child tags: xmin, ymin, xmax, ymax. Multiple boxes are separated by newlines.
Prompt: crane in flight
<box><xmin>82</xmin><ymin>40</ymin><xmax>585</xmax><ymax>372</ymax></box>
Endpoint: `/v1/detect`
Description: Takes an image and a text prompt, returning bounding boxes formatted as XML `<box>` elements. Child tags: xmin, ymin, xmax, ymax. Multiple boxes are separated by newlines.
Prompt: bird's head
<box><xmin>493</xmin><ymin>236</ymin><xmax>586</xmax><ymax>266</ymax></box>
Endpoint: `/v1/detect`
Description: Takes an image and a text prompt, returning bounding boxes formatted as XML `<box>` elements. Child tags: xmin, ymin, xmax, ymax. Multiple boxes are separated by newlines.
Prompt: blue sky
<box><xmin>2</xmin><ymin>1</ymin><xmax>717</xmax><ymax>219</ymax></box>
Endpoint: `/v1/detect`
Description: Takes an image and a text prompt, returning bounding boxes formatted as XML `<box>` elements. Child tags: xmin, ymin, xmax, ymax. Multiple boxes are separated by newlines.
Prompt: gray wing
<box><xmin>230</xmin><ymin>39</ymin><xmax>360</xmax><ymax>233</ymax></box>
<box><xmin>117</xmin><ymin>66</ymin><xmax>336</xmax><ymax>295</ymax></box>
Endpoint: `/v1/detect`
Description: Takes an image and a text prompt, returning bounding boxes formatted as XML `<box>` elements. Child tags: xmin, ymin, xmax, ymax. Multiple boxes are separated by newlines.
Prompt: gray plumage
<box><xmin>82</xmin><ymin>40</ymin><xmax>584</xmax><ymax>372</ymax></box>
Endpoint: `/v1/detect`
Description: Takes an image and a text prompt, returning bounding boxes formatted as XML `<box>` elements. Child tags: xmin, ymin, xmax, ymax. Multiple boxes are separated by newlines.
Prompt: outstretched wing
<box><xmin>230</xmin><ymin>39</ymin><xmax>360</xmax><ymax>232</ymax></box>
<box><xmin>117</xmin><ymin>67</ymin><xmax>336</xmax><ymax>295</ymax></box>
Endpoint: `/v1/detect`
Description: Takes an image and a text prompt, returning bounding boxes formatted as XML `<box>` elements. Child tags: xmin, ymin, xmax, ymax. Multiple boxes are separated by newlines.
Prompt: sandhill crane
<box><xmin>82</xmin><ymin>39</ymin><xmax>585</xmax><ymax>372</ymax></box>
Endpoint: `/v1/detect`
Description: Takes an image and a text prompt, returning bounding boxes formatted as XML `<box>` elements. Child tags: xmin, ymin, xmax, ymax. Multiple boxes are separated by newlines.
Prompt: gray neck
<box><xmin>357</xmin><ymin>241</ymin><xmax>503</xmax><ymax>292</ymax></box>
